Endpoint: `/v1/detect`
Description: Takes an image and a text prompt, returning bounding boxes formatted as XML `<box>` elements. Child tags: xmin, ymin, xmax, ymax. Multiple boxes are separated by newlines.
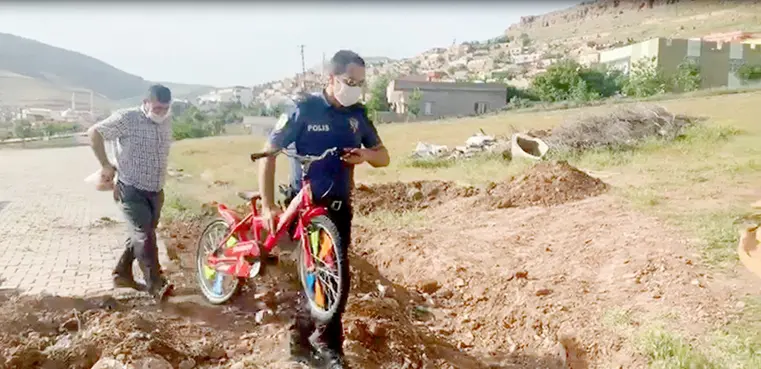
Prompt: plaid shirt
<box><xmin>93</xmin><ymin>107</ymin><xmax>172</xmax><ymax>192</ymax></box>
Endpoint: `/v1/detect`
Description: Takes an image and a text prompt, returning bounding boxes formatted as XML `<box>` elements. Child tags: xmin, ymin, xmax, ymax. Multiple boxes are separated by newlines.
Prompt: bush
<box><xmin>530</xmin><ymin>60</ymin><xmax>624</xmax><ymax>103</ymax></box>
<box><xmin>171</xmin><ymin>106</ymin><xmax>225</xmax><ymax>141</ymax></box>
<box><xmin>736</xmin><ymin>64</ymin><xmax>761</xmax><ymax>83</ymax></box>
<box><xmin>672</xmin><ymin>60</ymin><xmax>701</xmax><ymax>92</ymax></box>
<box><xmin>622</xmin><ymin>57</ymin><xmax>702</xmax><ymax>98</ymax></box>
<box><xmin>41</xmin><ymin>122</ymin><xmax>79</xmax><ymax>137</ymax></box>
<box><xmin>506</xmin><ymin>85</ymin><xmax>539</xmax><ymax>102</ymax></box>
<box><xmin>621</xmin><ymin>57</ymin><xmax>669</xmax><ymax>98</ymax></box>
<box><xmin>13</xmin><ymin>120</ymin><xmax>38</xmax><ymax>139</ymax></box>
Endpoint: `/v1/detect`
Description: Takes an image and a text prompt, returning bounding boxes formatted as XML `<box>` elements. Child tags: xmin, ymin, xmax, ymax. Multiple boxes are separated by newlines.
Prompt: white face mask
<box><xmin>333</xmin><ymin>79</ymin><xmax>362</xmax><ymax>107</ymax></box>
<box><xmin>143</xmin><ymin>104</ymin><xmax>171</xmax><ymax>123</ymax></box>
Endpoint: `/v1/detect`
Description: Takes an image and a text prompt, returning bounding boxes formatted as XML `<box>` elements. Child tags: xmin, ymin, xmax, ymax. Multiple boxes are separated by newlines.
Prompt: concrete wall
<box><xmin>599</xmin><ymin>37</ymin><xmax>761</xmax><ymax>90</ymax></box>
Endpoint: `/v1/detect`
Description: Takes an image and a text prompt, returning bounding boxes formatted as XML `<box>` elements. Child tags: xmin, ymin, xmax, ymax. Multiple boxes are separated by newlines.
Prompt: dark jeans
<box><xmin>290</xmin><ymin>195</ymin><xmax>353</xmax><ymax>355</ymax></box>
<box><xmin>113</xmin><ymin>180</ymin><xmax>164</xmax><ymax>290</ymax></box>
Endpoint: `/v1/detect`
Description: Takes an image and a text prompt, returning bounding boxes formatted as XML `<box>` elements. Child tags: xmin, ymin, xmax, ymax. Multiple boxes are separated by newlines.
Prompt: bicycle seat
<box><xmin>237</xmin><ymin>191</ymin><xmax>261</xmax><ymax>201</ymax></box>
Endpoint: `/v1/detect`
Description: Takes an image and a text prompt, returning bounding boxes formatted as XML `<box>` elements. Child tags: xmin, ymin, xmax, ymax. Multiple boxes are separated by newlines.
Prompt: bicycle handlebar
<box><xmin>250</xmin><ymin>147</ymin><xmax>339</xmax><ymax>164</ymax></box>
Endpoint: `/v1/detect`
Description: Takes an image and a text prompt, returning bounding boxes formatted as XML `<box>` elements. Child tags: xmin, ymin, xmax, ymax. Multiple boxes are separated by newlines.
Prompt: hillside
<box><xmin>0</xmin><ymin>32</ymin><xmax>215</xmax><ymax>110</ymax></box>
<box><xmin>252</xmin><ymin>0</ymin><xmax>761</xmax><ymax>104</ymax></box>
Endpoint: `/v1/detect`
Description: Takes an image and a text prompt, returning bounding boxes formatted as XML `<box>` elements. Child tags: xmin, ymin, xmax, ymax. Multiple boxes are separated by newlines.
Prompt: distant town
<box><xmin>3</xmin><ymin>30</ymin><xmax>761</xmax><ymax>141</ymax></box>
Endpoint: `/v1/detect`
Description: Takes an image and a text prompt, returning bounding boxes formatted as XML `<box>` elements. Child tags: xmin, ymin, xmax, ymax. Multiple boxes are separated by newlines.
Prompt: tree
<box><xmin>519</xmin><ymin>33</ymin><xmax>532</xmax><ymax>47</ymax></box>
<box><xmin>13</xmin><ymin>120</ymin><xmax>35</xmax><ymax>145</ymax></box>
<box><xmin>672</xmin><ymin>60</ymin><xmax>701</xmax><ymax>92</ymax></box>
<box><xmin>621</xmin><ymin>57</ymin><xmax>669</xmax><ymax>98</ymax></box>
<box><xmin>171</xmin><ymin>106</ymin><xmax>225</xmax><ymax>140</ymax></box>
<box><xmin>530</xmin><ymin>59</ymin><xmax>623</xmax><ymax>102</ymax></box>
<box><xmin>365</xmin><ymin>75</ymin><xmax>391</xmax><ymax>113</ymax></box>
<box><xmin>406</xmin><ymin>88</ymin><xmax>422</xmax><ymax>117</ymax></box>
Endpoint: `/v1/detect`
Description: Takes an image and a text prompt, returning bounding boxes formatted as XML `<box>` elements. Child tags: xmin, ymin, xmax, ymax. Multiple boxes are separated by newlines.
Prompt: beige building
<box><xmin>598</xmin><ymin>37</ymin><xmax>761</xmax><ymax>89</ymax></box>
<box><xmin>386</xmin><ymin>80</ymin><xmax>507</xmax><ymax>118</ymax></box>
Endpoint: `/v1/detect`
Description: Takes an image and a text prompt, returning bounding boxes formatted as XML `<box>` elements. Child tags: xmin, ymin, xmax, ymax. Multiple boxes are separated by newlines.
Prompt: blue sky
<box><xmin>0</xmin><ymin>2</ymin><xmax>576</xmax><ymax>87</ymax></box>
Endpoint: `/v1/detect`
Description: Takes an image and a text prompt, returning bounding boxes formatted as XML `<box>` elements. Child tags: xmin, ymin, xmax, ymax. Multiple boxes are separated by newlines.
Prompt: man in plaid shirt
<box><xmin>87</xmin><ymin>84</ymin><xmax>174</xmax><ymax>301</ymax></box>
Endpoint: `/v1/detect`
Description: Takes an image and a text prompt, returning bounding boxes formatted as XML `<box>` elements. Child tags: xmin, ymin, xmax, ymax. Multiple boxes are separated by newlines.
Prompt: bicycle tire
<box><xmin>195</xmin><ymin>218</ymin><xmax>243</xmax><ymax>304</ymax></box>
<box><xmin>297</xmin><ymin>215</ymin><xmax>349</xmax><ymax>324</ymax></box>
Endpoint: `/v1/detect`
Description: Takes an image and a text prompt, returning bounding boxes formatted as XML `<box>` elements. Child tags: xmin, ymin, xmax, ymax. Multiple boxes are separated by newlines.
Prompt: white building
<box><xmin>197</xmin><ymin>86</ymin><xmax>254</xmax><ymax>106</ymax></box>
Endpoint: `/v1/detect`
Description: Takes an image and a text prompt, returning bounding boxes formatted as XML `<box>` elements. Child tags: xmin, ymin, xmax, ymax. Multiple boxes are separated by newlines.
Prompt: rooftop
<box><xmin>390</xmin><ymin>80</ymin><xmax>507</xmax><ymax>93</ymax></box>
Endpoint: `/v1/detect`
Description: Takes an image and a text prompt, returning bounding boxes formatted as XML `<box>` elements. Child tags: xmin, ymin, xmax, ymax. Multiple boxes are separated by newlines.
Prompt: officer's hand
<box><xmin>341</xmin><ymin>148</ymin><xmax>369</xmax><ymax>165</ymax></box>
<box><xmin>262</xmin><ymin>204</ymin><xmax>283</xmax><ymax>234</ymax></box>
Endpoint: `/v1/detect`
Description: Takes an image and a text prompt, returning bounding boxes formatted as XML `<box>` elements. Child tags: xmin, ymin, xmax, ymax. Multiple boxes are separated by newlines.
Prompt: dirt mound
<box><xmin>353</xmin><ymin>194</ymin><xmax>747</xmax><ymax>368</ymax></box>
<box><xmin>353</xmin><ymin>180</ymin><xmax>479</xmax><ymax>216</ymax></box>
<box><xmin>546</xmin><ymin>104</ymin><xmax>702</xmax><ymax>152</ymax></box>
<box><xmin>0</xmin><ymin>292</ymin><xmax>235</xmax><ymax>369</ymax></box>
<box><xmin>483</xmin><ymin>161</ymin><xmax>608</xmax><ymax>209</ymax></box>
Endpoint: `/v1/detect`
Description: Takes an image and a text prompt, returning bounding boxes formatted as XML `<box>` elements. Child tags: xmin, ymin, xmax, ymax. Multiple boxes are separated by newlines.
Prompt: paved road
<box><xmin>0</xmin><ymin>146</ymin><xmax>170</xmax><ymax>297</ymax></box>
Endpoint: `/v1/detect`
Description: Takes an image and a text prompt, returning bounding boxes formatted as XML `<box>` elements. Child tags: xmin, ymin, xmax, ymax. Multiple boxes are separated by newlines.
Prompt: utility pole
<box><xmin>299</xmin><ymin>44</ymin><xmax>306</xmax><ymax>90</ymax></box>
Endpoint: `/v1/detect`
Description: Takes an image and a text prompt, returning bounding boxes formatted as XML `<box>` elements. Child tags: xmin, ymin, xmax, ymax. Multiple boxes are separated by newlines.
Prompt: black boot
<box><xmin>324</xmin><ymin>352</ymin><xmax>349</xmax><ymax>369</ymax></box>
<box><xmin>289</xmin><ymin>325</ymin><xmax>322</xmax><ymax>366</ymax></box>
<box><xmin>112</xmin><ymin>249</ymin><xmax>145</xmax><ymax>291</ymax></box>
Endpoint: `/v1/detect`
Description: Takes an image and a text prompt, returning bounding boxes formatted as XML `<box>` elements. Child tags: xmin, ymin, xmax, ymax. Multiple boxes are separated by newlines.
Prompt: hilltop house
<box><xmin>386</xmin><ymin>80</ymin><xmax>507</xmax><ymax>118</ymax></box>
<box><xmin>197</xmin><ymin>86</ymin><xmax>254</xmax><ymax>106</ymax></box>
<box><xmin>597</xmin><ymin>37</ymin><xmax>761</xmax><ymax>89</ymax></box>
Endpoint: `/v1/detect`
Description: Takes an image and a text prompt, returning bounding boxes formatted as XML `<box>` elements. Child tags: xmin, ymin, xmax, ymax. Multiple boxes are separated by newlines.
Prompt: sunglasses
<box><xmin>336</xmin><ymin>76</ymin><xmax>365</xmax><ymax>88</ymax></box>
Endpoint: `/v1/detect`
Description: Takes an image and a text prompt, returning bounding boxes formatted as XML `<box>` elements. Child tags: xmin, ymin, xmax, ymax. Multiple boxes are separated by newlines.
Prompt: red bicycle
<box><xmin>195</xmin><ymin>147</ymin><xmax>347</xmax><ymax>323</ymax></box>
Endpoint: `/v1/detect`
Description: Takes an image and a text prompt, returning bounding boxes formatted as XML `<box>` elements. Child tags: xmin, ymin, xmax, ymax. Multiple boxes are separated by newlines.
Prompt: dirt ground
<box><xmin>0</xmin><ymin>161</ymin><xmax>754</xmax><ymax>368</ymax></box>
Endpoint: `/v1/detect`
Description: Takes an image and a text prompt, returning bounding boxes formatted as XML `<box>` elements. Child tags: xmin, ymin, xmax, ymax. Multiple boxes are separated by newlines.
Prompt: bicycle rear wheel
<box><xmin>297</xmin><ymin>215</ymin><xmax>349</xmax><ymax>324</ymax></box>
<box><xmin>196</xmin><ymin>219</ymin><xmax>242</xmax><ymax>304</ymax></box>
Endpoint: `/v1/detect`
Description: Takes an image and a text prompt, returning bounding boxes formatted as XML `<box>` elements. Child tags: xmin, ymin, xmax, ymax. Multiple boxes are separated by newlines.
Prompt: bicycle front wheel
<box><xmin>297</xmin><ymin>215</ymin><xmax>349</xmax><ymax>323</ymax></box>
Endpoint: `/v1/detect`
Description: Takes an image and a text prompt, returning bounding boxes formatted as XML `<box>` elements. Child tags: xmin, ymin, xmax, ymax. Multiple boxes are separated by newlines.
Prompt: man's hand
<box><xmin>261</xmin><ymin>203</ymin><xmax>283</xmax><ymax>234</ymax></box>
<box><xmin>101</xmin><ymin>164</ymin><xmax>116</xmax><ymax>183</ymax></box>
<box><xmin>341</xmin><ymin>148</ymin><xmax>371</xmax><ymax>165</ymax></box>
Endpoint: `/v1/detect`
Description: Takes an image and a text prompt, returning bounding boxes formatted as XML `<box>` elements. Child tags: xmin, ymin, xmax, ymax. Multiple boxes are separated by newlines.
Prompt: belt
<box><xmin>319</xmin><ymin>198</ymin><xmax>349</xmax><ymax>211</ymax></box>
<box><xmin>330</xmin><ymin>200</ymin><xmax>343</xmax><ymax>211</ymax></box>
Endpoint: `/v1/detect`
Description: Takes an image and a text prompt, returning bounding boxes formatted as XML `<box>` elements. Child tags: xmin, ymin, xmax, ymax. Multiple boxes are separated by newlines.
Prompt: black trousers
<box><xmin>289</xmin><ymin>195</ymin><xmax>353</xmax><ymax>354</ymax></box>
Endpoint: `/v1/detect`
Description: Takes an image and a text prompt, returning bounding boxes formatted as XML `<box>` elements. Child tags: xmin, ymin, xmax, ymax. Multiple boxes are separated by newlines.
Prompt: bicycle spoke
<box><xmin>316</xmin><ymin>272</ymin><xmax>338</xmax><ymax>307</ymax></box>
<box><xmin>315</xmin><ymin>263</ymin><xmax>339</xmax><ymax>280</ymax></box>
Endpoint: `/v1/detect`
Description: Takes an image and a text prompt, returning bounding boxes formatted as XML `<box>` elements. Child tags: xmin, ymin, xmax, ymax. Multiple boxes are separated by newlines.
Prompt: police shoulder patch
<box><xmin>274</xmin><ymin>113</ymin><xmax>289</xmax><ymax>131</ymax></box>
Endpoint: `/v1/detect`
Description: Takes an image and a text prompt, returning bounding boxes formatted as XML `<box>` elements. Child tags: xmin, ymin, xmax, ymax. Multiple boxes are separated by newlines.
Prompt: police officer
<box><xmin>257</xmin><ymin>50</ymin><xmax>390</xmax><ymax>368</ymax></box>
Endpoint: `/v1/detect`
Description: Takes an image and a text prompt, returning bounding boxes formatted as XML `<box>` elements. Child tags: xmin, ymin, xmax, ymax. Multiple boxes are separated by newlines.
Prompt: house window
<box><xmin>424</xmin><ymin>102</ymin><xmax>433</xmax><ymax>116</ymax></box>
<box><xmin>474</xmin><ymin>102</ymin><xmax>488</xmax><ymax>115</ymax></box>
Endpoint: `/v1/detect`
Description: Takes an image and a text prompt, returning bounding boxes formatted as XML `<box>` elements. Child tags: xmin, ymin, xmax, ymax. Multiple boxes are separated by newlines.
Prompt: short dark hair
<box><xmin>329</xmin><ymin>50</ymin><xmax>365</xmax><ymax>76</ymax></box>
<box><xmin>147</xmin><ymin>84</ymin><xmax>172</xmax><ymax>104</ymax></box>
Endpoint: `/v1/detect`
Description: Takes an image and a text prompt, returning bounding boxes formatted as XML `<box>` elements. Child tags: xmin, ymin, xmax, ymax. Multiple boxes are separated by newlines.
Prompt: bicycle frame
<box><xmin>205</xmin><ymin>151</ymin><xmax>334</xmax><ymax>279</ymax></box>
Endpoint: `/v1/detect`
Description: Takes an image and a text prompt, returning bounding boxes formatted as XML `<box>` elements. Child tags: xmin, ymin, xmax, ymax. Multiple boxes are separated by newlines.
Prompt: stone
<box><xmin>128</xmin><ymin>357</ymin><xmax>173</xmax><ymax>369</ymax></box>
<box><xmin>418</xmin><ymin>279</ymin><xmax>441</xmax><ymax>294</ymax></box>
<box><xmin>91</xmin><ymin>358</ymin><xmax>127</xmax><ymax>369</ymax></box>
<box><xmin>178</xmin><ymin>358</ymin><xmax>196</xmax><ymax>369</ymax></box>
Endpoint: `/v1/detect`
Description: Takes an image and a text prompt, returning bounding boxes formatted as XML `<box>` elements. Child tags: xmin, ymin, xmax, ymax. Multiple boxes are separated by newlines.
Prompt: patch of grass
<box><xmin>705</xmin><ymin>298</ymin><xmax>761</xmax><ymax>369</ymax></box>
<box><xmin>637</xmin><ymin>326</ymin><xmax>716</xmax><ymax>369</ymax></box>
<box><xmin>355</xmin><ymin>210</ymin><xmax>428</xmax><ymax>229</ymax></box>
<box><xmin>621</xmin><ymin>187</ymin><xmax>663</xmax><ymax>208</ymax></box>
<box><xmin>402</xmin><ymin>156</ymin><xmax>455</xmax><ymax>170</ymax></box>
<box><xmin>690</xmin><ymin>211</ymin><xmax>744</xmax><ymax>267</ymax></box>
<box><xmin>162</xmin><ymin>184</ymin><xmax>202</xmax><ymax>223</ymax></box>
<box><xmin>602</xmin><ymin>308</ymin><xmax>634</xmax><ymax>331</ymax></box>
